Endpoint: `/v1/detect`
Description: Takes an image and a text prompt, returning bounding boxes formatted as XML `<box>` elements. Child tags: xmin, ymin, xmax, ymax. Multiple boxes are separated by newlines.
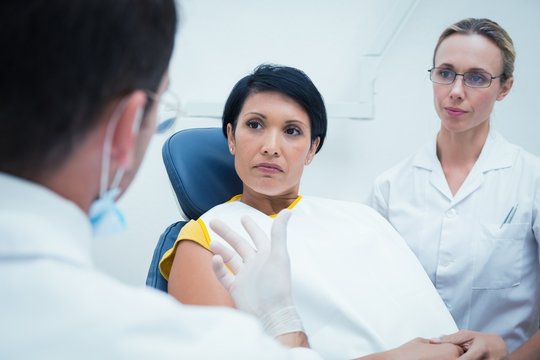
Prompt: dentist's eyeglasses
<box><xmin>428</xmin><ymin>67</ymin><xmax>503</xmax><ymax>88</ymax></box>
<box><xmin>146</xmin><ymin>90</ymin><xmax>182</xmax><ymax>134</ymax></box>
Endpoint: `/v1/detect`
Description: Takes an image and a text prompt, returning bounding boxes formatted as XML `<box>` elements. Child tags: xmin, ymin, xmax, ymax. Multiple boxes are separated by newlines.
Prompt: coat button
<box><xmin>446</xmin><ymin>208</ymin><xmax>457</xmax><ymax>218</ymax></box>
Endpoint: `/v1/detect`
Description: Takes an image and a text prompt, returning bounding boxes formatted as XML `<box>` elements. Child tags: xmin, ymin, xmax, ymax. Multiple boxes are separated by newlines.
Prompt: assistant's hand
<box><xmin>209</xmin><ymin>209</ymin><xmax>303</xmax><ymax>338</ymax></box>
<box><xmin>433</xmin><ymin>330</ymin><xmax>508</xmax><ymax>360</ymax></box>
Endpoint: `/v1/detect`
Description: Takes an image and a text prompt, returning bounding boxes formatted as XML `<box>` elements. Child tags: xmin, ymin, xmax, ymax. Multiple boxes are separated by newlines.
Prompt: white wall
<box><xmin>93</xmin><ymin>0</ymin><xmax>540</xmax><ymax>285</ymax></box>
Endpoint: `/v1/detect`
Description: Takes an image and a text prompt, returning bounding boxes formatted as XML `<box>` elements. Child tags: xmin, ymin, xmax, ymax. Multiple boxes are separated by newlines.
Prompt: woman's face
<box><xmin>227</xmin><ymin>91</ymin><xmax>319</xmax><ymax>198</ymax></box>
<box><xmin>433</xmin><ymin>33</ymin><xmax>513</xmax><ymax>134</ymax></box>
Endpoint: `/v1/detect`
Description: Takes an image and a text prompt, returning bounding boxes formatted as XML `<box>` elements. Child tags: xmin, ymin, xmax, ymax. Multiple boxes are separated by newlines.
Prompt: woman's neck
<box><xmin>437</xmin><ymin>122</ymin><xmax>490</xmax><ymax>166</ymax></box>
<box><xmin>240</xmin><ymin>188</ymin><xmax>299</xmax><ymax>216</ymax></box>
<box><xmin>436</xmin><ymin>122</ymin><xmax>490</xmax><ymax>196</ymax></box>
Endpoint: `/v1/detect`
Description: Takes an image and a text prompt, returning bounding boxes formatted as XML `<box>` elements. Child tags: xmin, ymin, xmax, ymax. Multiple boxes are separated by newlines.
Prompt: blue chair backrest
<box><xmin>146</xmin><ymin>127</ymin><xmax>243</xmax><ymax>291</ymax></box>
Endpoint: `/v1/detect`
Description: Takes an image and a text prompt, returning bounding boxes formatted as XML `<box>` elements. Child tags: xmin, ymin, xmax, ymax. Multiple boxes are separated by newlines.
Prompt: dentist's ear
<box><xmin>111</xmin><ymin>91</ymin><xmax>147</xmax><ymax>169</ymax></box>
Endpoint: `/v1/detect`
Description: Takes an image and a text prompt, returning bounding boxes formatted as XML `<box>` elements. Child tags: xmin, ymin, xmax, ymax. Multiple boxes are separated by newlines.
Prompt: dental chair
<box><xmin>146</xmin><ymin>127</ymin><xmax>243</xmax><ymax>292</ymax></box>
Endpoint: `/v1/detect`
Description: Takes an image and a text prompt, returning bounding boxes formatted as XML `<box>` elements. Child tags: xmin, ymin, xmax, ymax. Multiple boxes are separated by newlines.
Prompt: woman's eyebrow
<box><xmin>242</xmin><ymin>111</ymin><xmax>267</xmax><ymax>119</ymax></box>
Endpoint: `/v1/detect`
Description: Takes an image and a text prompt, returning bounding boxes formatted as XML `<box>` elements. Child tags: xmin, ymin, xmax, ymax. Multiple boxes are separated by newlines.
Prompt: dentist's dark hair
<box><xmin>222</xmin><ymin>64</ymin><xmax>327</xmax><ymax>153</ymax></box>
<box><xmin>0</xmin><ymin>0</ymin><xmax>178</xmax><ymax>180</ymax></box>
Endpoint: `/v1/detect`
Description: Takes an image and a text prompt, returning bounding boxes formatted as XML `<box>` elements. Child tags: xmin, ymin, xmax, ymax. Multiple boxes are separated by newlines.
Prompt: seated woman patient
<box><xmin>159</xmin><ymin>64</ymin><xmax>459</xmax><ymax>359</ymax></box>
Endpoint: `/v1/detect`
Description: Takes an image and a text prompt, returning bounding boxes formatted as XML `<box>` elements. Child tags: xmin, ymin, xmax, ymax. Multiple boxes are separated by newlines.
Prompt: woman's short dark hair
<box><xmin>222</xmin><ymin>64</ymin><xmax>327</xmax><ymax>153</ymax></box>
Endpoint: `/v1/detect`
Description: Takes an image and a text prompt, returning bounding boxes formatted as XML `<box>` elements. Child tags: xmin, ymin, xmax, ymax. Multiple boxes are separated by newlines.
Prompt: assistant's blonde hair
<box><xmin>433</xmin><ymin>18</ymin><xmax>515</xmax><ymax>84</ymax></box>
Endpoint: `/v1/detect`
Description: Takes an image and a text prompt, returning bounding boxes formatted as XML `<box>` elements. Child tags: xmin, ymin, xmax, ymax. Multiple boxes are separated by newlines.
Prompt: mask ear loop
<box><xmin>132</xmin><ymin>107</ymin><xmax>143</xmax><ymax>133</ymax></box>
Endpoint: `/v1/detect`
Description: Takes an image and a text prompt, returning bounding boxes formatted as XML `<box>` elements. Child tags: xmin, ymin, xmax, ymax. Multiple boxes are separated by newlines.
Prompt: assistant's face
<box><xmin>433</xmin><ymin>33</ymin><xmax>512</xmax><ymax>134</ymax></box>
<box><xmin>227</xmin><ymin>91</ymin><xmax>318</xmax><ymax>199</ymax></box>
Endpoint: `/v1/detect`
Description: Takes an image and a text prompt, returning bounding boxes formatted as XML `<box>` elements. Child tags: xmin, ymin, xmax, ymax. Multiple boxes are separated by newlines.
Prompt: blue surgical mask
<box><xmin>89</xmin><ymin>100</ymin><xmax>142</xmax><ymax>236</ymax></box>
<box><xmin>89</xmin><ymin>186</ymin><xmax>126</xmax><ymax>236</ymax></box>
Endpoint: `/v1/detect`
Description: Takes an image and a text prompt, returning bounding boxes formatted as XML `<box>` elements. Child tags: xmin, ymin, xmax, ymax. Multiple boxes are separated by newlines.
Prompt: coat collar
<box><xmin>411</xmin><ymin>128</ymin><xmax>518</xmax><ymax>203</ymax></box>
<box><xmin>413</xmin><ymin>128</ymin><xmax>516</xmax><ymax>172</ymax></box>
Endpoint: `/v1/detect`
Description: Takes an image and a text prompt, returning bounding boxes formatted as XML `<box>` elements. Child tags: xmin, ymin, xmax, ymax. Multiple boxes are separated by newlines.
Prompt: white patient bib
<box><xmin>201</xmin><ymin>196</ymin><xmax>457</xmax><ymax>359</ymax></box>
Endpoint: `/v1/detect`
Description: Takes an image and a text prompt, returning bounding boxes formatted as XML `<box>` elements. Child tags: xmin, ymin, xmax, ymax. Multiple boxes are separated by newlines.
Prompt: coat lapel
<box><xmin>413</xmin><ymin>129</ymin><xmax>516</xmax><ymax>206</ymax></box>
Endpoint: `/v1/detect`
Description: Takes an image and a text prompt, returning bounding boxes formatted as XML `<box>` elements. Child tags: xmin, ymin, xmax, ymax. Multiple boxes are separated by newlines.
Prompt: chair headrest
<box><xmin>162</xmin><ymin>127</ymin><xmax>243</xmax><ymax>220</ymax></box>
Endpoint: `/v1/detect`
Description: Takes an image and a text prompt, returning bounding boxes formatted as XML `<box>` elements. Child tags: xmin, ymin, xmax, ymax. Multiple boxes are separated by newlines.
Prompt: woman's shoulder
<box><xmin>492</xmin><ymin>130</ymin><xmax>540</xmax><ymax>169</ymax></box>
<box><xmin>200</xmin><ymin>195</ymin><xmax>245</xmax><ymax>216</ymax></box>
<box><xmin>297</xmin><ymin>196</ymin><xmax>399</xmax><ymax>236</ymax></box>
<box><xmin>374</xmin><ymin>141</ymin><xmax>432</xmax><ymax>185</ymax></box>
<box><xmin>300</xmin><ymin>195</ymin><xmax>381</xmax><ymax>217</ymax></box>
<box><xmin>199</xmin><ymin>196</ymin><xmax>270</xmax><ymax>226</ymax></box>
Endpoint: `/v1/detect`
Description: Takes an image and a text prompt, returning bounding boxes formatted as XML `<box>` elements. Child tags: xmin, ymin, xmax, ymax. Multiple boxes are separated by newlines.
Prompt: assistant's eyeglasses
<box><xmin>146</xmin><ymin>90</ymin><xmax>182</xmax><ymax>134</ymax></box>
<box><xmin>428</xmin><ymin>67</ymin><xmax>503</xmax><ymax>88</ymax></box>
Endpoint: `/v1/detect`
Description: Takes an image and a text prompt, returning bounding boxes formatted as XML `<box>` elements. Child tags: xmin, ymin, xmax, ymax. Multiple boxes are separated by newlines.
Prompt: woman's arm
<box><xmin>511</xmin><ymin>331</ymin><xmax>540</xmax><ymax>360</ymax></box>
<box><xmin>168</xmin><ymin>240</ymin><xmax>235</xmax><ymax>307</ymax></box>
<box><xmin>436</xmin><ymin>330</ymin><xmax>508</xmax><ymax>359</ymax></box>
<box><xmin>357</xmin><ymin>338</ymin><xmax>463</xmax><ymax>360</ymax></box>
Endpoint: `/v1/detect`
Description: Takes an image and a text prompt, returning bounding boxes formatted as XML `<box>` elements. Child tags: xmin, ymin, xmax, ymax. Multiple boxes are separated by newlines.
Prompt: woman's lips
<box><xmin>445</xmin><ymin>107</ymin><xmax>467</xmax><ymax>116</ymax></box>
<box><xmin>255</xmin><ymin>163</ymin><xmax>283</xmax><ymax>174</ymax></box>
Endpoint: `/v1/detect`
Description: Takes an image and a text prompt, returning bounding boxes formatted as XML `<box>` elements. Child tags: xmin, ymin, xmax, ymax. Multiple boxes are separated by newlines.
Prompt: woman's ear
<box><xmin>226</xmin><ymin>123</ymin><xmax>235</xmax><ymax>155</ymax></box>
<box><xmin>111</xmin><ymin>90</ymin><xmax>147</xmax><ymax>168</ymax></box>
<box><xmin>305</xmin><ymin>137</ymin><xmax>320</xmax><ymax>165</ymax></box>
<box><xmin>497</xmin><ymin>76</ymin><xmax>514</xmax><ymax>101</ymax></box>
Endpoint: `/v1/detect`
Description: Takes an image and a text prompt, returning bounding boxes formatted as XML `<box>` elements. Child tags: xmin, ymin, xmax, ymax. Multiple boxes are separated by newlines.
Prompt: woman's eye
<box><xmin>439</xmin><ymin>69</ymin><xmax>454</xmax><ymax>79</ymax></box>
<box><xmin>468</xmin><ymin>72</ymin><xmax>489</xmax><ymax>85</ymax></box>
<box><xmin>246</xmin><ymin>120</ymin><xmax>262</xmax><ymax>129</ymax></box>
<box><xmin>285</xmin><ymin>127</ymin><xmax>301</xmax><ymax>136</ymax></box>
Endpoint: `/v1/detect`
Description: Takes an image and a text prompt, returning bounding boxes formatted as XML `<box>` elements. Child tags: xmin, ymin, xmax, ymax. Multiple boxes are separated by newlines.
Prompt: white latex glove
<box><xmin>209</xmin><ymin>209</ymin><xmax>304</xmax><ymax>337</ymax></box>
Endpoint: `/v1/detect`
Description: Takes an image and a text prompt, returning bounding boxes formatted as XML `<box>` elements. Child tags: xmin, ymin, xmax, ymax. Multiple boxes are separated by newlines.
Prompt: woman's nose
<box><xmin>449</xmin><ymin>75</ymin><xmax>466</xmax><ymax>100</ymax></box>
<box><xmin>261</xmin><ymin>132</ymin><xmax>280</xmax><ymax>156</ymax></box>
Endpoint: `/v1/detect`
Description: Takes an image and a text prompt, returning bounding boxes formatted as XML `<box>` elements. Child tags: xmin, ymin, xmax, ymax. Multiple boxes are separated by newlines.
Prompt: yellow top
<box><xmin>159</xmin><ymin>194</ymin><xmax>302</xmax><ymax>280</ymax></box>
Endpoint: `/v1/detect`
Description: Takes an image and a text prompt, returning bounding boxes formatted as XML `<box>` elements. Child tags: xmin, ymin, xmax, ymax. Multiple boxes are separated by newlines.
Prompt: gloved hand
<box><xmin>209</xmin><ymin>209</ymin><xmax>304</xmax><ymax>337</ymax></box>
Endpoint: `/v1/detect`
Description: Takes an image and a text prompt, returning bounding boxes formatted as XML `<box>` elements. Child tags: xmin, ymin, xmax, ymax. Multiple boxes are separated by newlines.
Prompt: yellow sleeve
<box><xmin>158</xmin><ymin>219</ymin><xmax>211</xmax><ymax>281</ymax></box>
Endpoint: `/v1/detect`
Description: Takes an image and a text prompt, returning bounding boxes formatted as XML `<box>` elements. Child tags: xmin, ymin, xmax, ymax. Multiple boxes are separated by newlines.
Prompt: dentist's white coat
<box><xmin>0</xmin><ymin>173</ymin><xmax>320</xmax><ymax>360</ymax></box>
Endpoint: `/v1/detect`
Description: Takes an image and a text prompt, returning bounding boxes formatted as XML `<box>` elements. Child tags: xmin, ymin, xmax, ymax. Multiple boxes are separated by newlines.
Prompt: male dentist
<box><xmin>0</xmin><ymin>1</ymin><xmax>316</xmax><ymax>358</ymax></box>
